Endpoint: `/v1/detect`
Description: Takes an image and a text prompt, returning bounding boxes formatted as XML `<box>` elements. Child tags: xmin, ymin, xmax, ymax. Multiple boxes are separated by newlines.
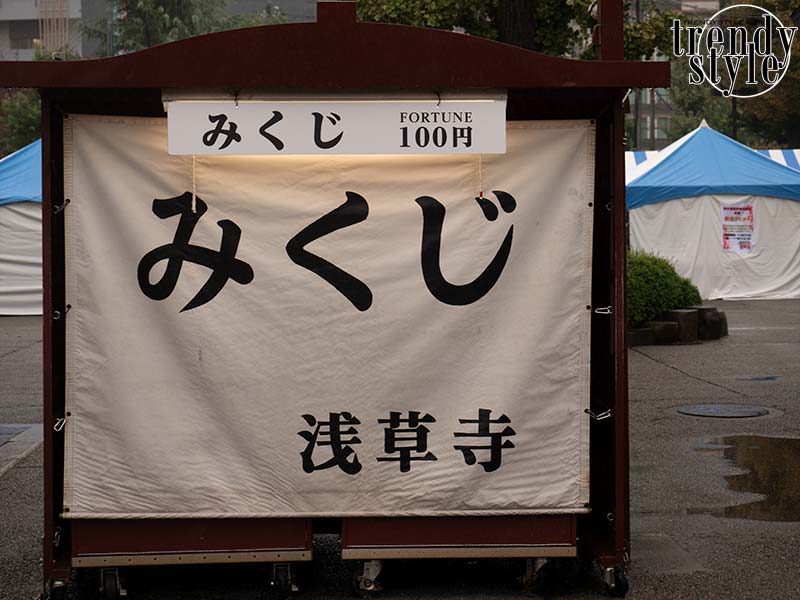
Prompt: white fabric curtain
<box><xmin>630</xmin><ymin>194</ymin><xmax>800</xmax><ymax>300</ymax></box>
<box><xmin>0</xmin><ymin>201</ymin><xmax>42</xmax><ymax>315</ymax></box>
<box><xmin>62</xmin><ymin>116</ymin><xmax>595</xmax><ymax>519</ymax></box>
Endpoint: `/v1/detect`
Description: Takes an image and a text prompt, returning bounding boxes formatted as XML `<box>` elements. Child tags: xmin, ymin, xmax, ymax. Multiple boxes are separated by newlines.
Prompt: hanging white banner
<box><xmin>63</xmin><ymin>115</ymin><xmax>594</xmax><ymax>518</ymax></box>
<box><xmin>166</xmin><ymin>99</ymin><xmax>507</xmax><ymax>155</ymax></box>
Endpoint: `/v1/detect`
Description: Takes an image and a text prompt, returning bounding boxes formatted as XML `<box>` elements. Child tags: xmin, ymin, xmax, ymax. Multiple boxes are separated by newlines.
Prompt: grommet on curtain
<box><xmin>52</xmin><ymin>304</ymin><xmax>71</xmax><ymax>320</ymax></box>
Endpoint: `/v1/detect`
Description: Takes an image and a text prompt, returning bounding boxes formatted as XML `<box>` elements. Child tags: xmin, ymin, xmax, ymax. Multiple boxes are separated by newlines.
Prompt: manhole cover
<box><xmin>677</xmin><ymin>404</ymin><xmax>769</xmax><ymax>418</ymax></box>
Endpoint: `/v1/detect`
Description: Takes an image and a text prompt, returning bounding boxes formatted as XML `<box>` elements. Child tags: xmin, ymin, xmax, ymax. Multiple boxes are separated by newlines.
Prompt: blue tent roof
<box><xmin>0</xmin><ymin>139</ymin><xmax>41</xmax><ymax>205</ymax></box>
<box><xmin>626</xmin><ymin>126</ymin><xmax>800</xmax><ymax>209</ymax></box>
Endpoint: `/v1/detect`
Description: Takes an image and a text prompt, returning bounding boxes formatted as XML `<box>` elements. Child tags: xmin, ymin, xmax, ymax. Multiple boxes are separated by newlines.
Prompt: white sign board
<box><xmin>63</xmin><ymin>115</ymin><xmax>594</xmax><ymax>519</ymax></box>
<box><xmin>167</xmin><ymin>99</ymin><xmax>506</xmax><ymax>155</ymax></box>
<box><xmin>722</xmin><ymin>203</ymin><xmax>755</xmax><ymax>252</ymax></box>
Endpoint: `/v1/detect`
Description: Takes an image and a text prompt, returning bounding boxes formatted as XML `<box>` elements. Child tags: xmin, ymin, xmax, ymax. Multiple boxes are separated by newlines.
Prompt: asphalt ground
<box><xmin>1</xmin><ymin>301</ymin><xmax>799</xmax><ymax>599</ymax></box>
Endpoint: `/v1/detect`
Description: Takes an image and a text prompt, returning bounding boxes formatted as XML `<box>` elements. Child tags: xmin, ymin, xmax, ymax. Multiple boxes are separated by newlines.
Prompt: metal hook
<box><xmin>594</xmin><ymin>306</ymin><xmax>613</xmax><ymax>315</ymax></box>
<box><xmin>54</xmin><ymin>418</ymin><xmax>66</xmax><ymax>432</ymax></box>
<box><xmin>585</xmin><ymin>408</ymin><xmax>613</xmax><ymax>421</ymax></box>
<box><xmin>53</xmin><ymin>198</ymin><xmax>71</xmax><ymax>214</ymax></box>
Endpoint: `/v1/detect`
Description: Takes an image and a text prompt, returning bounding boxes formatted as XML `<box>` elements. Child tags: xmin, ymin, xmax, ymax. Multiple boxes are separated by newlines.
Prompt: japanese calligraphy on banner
<box><xmin>722</xmin><ymin>203</ymin><xmax>755</xmax><ymax>252</ymax></box>
<box><xmin>63</xmin><ymin>115</ymin><xmax>595</xmax><ymax>518</ymax></box>
<box><xmin>166</xmin><ymin>99</ymin><xmax>506</xmax><ymax>155</ymax></box>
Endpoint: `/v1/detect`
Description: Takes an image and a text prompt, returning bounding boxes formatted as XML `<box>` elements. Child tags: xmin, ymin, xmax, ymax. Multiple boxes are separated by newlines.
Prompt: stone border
<box><xmin>0</xmin><ymin>424</ymin><xmax>43</xmax><ymax>477</ymax></box>
<box><xmin>629</xmin><ymin>307</ymin><xmax>728</xmax><ymax>346</ymax></box>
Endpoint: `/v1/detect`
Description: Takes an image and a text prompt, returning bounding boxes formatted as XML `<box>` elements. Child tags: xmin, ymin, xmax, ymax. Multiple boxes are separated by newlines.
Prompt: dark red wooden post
<box><xmin>599</xmin><ymin>0</ymin><xmax>626</xmax><ymax>60</ymax></box>
<box><xmin>599</xmin><ymin>0</ymin><xmax>631</xmax><ymax>570</ymax></box>
<box><xmin>41</xmin><ymin>94</ymin><xmax>72</xmax><ymax>587</ymax></box>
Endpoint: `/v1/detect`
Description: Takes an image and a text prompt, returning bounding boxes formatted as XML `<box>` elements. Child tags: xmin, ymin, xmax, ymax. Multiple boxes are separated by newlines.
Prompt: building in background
<box><xmin>628</xmin><ymin>0</ymin><xmax>720</xmax><ymax>150</ymax></box>
<box><xmin>0</xmin><ymin>0</ymin><xmax>82</xmax><ymax>61</ymax></box>
<box><xmin>0</xmin><ymin>0</ymin><xmax>316</xmax><ymax>61</ymax></box>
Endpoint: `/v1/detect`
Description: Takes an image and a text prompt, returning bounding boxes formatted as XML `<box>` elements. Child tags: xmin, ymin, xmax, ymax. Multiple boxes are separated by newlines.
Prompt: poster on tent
<box><xmin>61</xmin><ymin>115</ymin><xmax>595</xmax><ymax>519</ymax></box>
<box><xmin>722</xmin><ymin>204</ymin><xmax>754</xmax><ymax>253</ymax></box>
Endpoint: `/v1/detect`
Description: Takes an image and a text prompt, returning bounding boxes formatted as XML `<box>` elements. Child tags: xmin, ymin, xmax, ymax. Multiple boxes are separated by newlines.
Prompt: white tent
<box><xmin>0</xmin><ymin>140</ymin><xmax>42</xmax><ymax>315</ymax></box>
<box><xmin>626</xmin><ymin>147</ymin><xmax>800</xmax><ymax>174</ymax></box>
<box><xmin>626</xmin><ymin>122</ymin><xmax>800</xmax><ymax>300</ymax></box>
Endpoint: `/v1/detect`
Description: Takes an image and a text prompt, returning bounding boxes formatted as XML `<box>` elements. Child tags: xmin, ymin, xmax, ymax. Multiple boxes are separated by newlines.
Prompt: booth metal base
<box><xmin>341</xmin><ymin>515</ymin><xmax>577</xmax><ymax>560</ymax></box>
<box><xmin>69</xmin><ymin>518</ymin><xmax>312</xmax><ymax>568</ymax></box>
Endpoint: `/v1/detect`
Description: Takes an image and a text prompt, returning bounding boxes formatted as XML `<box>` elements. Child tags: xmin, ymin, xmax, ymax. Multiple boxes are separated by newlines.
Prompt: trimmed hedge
<box><xmin>627</xmin><ymin>250</ymin><xmax>702</xmax><ymax>326</ymax></box>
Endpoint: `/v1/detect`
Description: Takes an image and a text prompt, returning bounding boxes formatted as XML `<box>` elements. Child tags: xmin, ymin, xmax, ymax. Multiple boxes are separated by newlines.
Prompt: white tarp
<box><xmin>0</xmin><ymin>201</ymin><xmax>42</xmax><ymax>315</ymax></box>
<box><xmin>63</xmin><ymin>115</ymin><xmax>595</xmax><ymax>519</ymax></box>
<box><xmin>630</xmin><ymin>195</ymin><xmax>800</xmax><ymax>300</ymax></box>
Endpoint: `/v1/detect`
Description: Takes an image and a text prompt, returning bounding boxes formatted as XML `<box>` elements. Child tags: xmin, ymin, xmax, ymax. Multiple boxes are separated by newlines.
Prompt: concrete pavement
<box><xmin>1</xmin><ymin>316</ymin><xmax>44</xmax><ymax>600</ymax></box>
<box><xmin>1</xmin><ymin>301</ymin><xmax>799</xmax><ymax>599</ymax></box>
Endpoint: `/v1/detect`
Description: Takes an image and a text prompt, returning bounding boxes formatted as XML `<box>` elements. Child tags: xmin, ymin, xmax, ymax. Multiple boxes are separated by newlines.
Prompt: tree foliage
<box><xmin>0</xmin><ymin>89</ymin><xmax>40</xmax><ymax>157</ymax></box>
<box><xmin>622</xmin><ymin>7</ymin><xmax>675</xmax><ymax>61</ymax></box>
<box><xmin>736</xmin><ymin>0</ymin><xmax>800</xmax><ymax>147</ymax></box>
<box><xmin>86</xmin><ymin>1</ymin><xmax>286</xmax><ymax>54</ymax></box>
<box><xmin>668</xmin><ymin>60</ymin><xmax>730</xmax><ymax>137</ymax></box>
<box><xmin>113</xmin><ymin>0</ymin><xmax>227</xmax><ymax>51</ymax></box>
<box><xmin>742</xmin><ymin>63</ymin><xmax>800</xmax><ymax>147</ymax></box>
<box><xmin>357</xmin><ymin>0</ymin><xmax>584</xmax><ymax>55</ymax></box>
<box><xmin>358</xmin><ymin>1</ymin><xmax>678</xmax><ymax>59</ymax></box>
<box><xmin>357</xmin><ymin>0</ymin><xmax>496</xmax><ymax>39</ymax></box>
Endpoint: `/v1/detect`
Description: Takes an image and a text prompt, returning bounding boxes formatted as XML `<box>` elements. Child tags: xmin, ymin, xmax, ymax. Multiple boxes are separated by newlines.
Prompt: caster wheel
<box><xmin>520</xmin><ymin>560</ymin><xmax>549</xmax><ymax>593</ymax></box>
<box><xmin>606</xmin><ymin>569</ymin><xmax>628</xmax><ymax>598</ymax></box>
<box><xmin>47</xmin><ymin>585</ymin><xmax>66</xmax><ymax>600</ymax></box>
<box><xmin>101</xmin><ymin>569</ymin><xmax>120</xmax><ymax>600</ymax></box>
<box><xmin>267</xmin><ymin>564</ymin><xmax>292</xmax><ymax>600</ymax></box>
<box><xmin>350</xmin><ymin>562</ymin><xmax>381</xmax><ymax>598</ymax></box>
<box><xmin>350</xmin><ymin>575</ymin><xmax>380</xmax><ymax>598</ymax></box>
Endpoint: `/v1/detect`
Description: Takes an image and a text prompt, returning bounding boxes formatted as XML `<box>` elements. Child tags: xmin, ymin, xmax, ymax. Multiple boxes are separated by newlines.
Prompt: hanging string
<box><xmin>478</xmin><ymin>154</ymin><xmax>483</xmax><ymax>198</ymax></box>
<box><xmin>191</xmin><ymin>154</ymin><xmax>197</xmax><ymax>213</ymax></box>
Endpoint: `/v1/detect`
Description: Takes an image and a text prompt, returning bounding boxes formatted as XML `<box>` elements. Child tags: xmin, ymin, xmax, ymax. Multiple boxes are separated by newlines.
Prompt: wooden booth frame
<box><xmin>0</xmin><ymin>1</ymin><xmax>668</xmax><ymax>597</ymax></box>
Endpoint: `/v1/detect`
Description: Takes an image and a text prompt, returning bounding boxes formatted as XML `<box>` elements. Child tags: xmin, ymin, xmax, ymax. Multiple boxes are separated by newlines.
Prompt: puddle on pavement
<box><xmin>695</xmin><ymin>435</ymin><xmax>800</xmax><ymax>522</ymax></box>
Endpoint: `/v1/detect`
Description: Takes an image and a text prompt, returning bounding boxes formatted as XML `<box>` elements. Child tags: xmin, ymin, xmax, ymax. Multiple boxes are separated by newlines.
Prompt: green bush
<box><xmin>679</xmin><ymin>275</ymin><xmax>702</xmax><ymax>307</ymax></box>
<box><xmin>627</xmin><ymin>250</ymin><xmax>702</xmax><ymax>326</ymax></box>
